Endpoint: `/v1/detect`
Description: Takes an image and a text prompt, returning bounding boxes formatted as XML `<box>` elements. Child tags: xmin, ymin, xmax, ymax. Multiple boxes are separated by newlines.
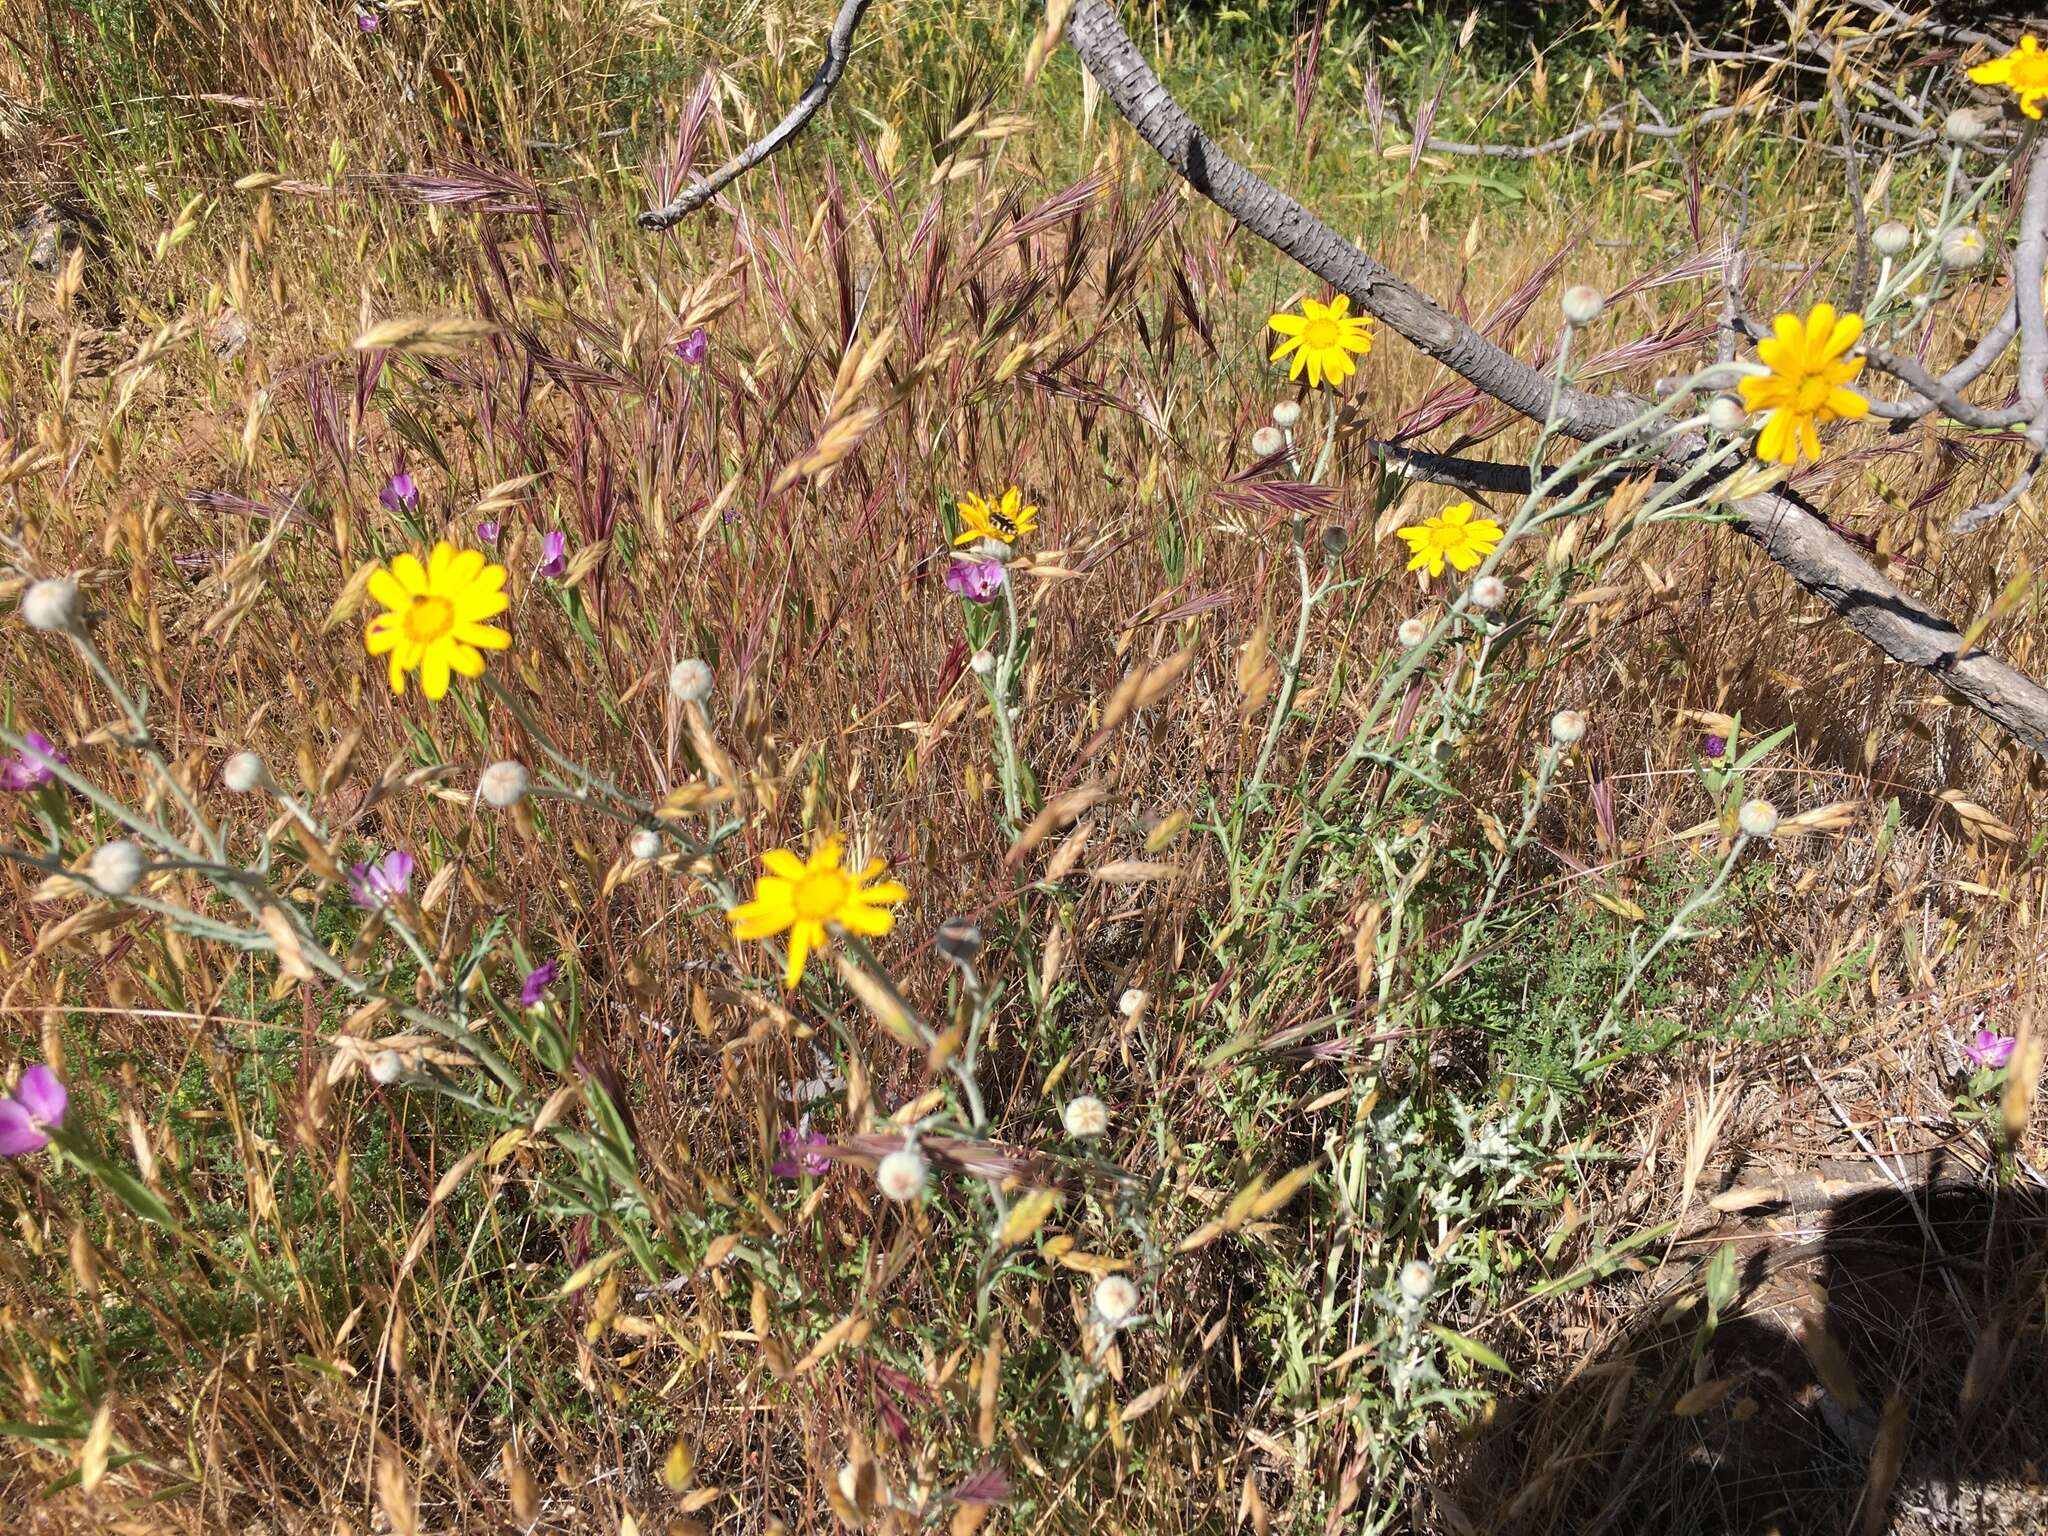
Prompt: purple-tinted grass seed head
<box><xmin>347</xmin><ymin>849</ymin><xmax>414</xmax><ymax>910</ymax></box>
<box><xmin>537</xmin><ymin>531</ymin><xmax>569</xmax><ymax>579</ymax></box>
<box><xmin>0</xmin><ymin>1064</ymin><xmax>67</xmax><ymax>1157</ymax></box>
<box><xmin>1966</xmin><ymin>1029</ymin><xmax>2017</xmax><ymax>1070</ymax></box>
<box><xmin>379</xmin><ymin>472</ymin><xmax>417</xmax><ymax>513</ymax></box>
<box><xmin>1</xmin><ymin>732</ymin><xmax>66</xmax><ymax>792</ymax></box>
<box><xmin>519</xmin><ymin>960</ymin><xmax>559</xmax><ymax>1009</ymax></box>
<box><xmin>676</xmin><ymin>328</ymin><xmax>709</xmax><ymax>365</ymax></box>
<box><xmin>945</xmin><ymin>558</ymin><xmax>1006</xmax><ymax>603</ymax></box>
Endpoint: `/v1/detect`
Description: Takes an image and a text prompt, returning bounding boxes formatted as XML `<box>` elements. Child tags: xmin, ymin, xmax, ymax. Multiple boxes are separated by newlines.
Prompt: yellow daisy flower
<box><xmin>364</xmin><ymin>542</ymin><xmax>511</xmax><ymax>700</ymax></box>
<box><xmin>1970</xmin><ymin>34</ymin><xmax>2048</xmax><ymax>119</ymax></box>
<box><xmin>1736</xmin><ymin>302</ymin><xmax>1870</xmax><ymax>466</ymax></box>
<box><xmin>728</xmin><ymin>836</ymin><xmax>908</xmax><ymax>988</ymax></box>
<box><xmin>1395</xmin><ymin>501</ymin><xmax>1503</xmax><ymax>578</ymax></box>
<box><xmin>954</xmin><ymin>488</ymin><xmax>1038</xmax><ymax>547</ymax></box>
<box><xmin>1268</xmin><ymin>294</ymin><xmax>1374</xmax><ymax>389</ymax></box>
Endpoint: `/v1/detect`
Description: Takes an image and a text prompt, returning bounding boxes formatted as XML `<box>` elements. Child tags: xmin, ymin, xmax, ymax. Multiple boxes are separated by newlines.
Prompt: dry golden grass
<box><xmin>1</xmin><ymin>2</ymin><xmax>2045</xmax><ymax>1532</ymax></box>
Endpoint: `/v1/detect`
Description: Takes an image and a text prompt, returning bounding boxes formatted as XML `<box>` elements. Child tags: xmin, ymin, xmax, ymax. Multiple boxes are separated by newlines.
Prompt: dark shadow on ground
<box><xmin>1437</xmin><ymin>1170</ymin><xmax>2048</xmax><ymax>1534</ymax></box>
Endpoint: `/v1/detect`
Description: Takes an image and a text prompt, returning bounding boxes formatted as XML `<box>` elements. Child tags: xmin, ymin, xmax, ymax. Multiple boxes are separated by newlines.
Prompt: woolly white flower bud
<box><xmin>1707</xmin><ymin>393</ymin><xmax>1748</xmax><ymax>434</ymax></box>
<box><xmin>1061</xmin><ymin>1095</ymin><xmax>1109</xmax><ymax>1140</ymax></box>
<box><xmin>876</xmin><ymin>1147</ymin><xmax>929</xmax><ymax>1202</ymax></box>
<box><xmin>1549</xmin><ymin>709</ymin><xmax>1588</xmax><ymax>746</ymax></box>
<box><xmin>369</xmin><ymin>1049</ymin><xmax>405</xmax><ymax>1085</ymax></box>
<box><xmin>1871</xmin><ymin>220</ymin><xmax>1911</xmax><ymax>258</ymax></box>
<box><xmin>1939</xmin><ymin>227</ymin><xmax>1986</xmax><ymax>271</ymax></box>
<box><xmin>969</xmin><ymin>649</ymin><xmax>996</xmax><ymax>676</ymax></box>
<box><xmin>1737</xmin><ymin>798</ymin><xmax>1779</xmax><ymax>838</ymax></box>
<box><xmin>1396</xmin><ymin>617</ymin><xmax>1429</xmax><ymax>649</ymax></box>
<box><xmin>628</xmin><ymin>828</ymin><xmax>661</xmax><ymax>861</ymax></box>
<box><xmin>974</xmin><ymin>537</ymin><xmax>1016</xmax><ymax>565</ymax></box>
<box><xmin>1117</xmin><ymin>987</ymin><xmax>1148</xmax><ymax>1019</ymax></box>
<box><xmin>87</xmin><ymin>839</ymin><xmax>143</xmax><ymax>896</ymax></box>
<box><xmin>1943</xmin><ymin>107</ymin><xmax>1989</xmax><ymax>146</ymax></box>
<box><xmin>1092</xmin><ymin>1274</ymin><xmax>1139</xmax><ymax>1326</ymax></box>
<box><xmin>1561</xmin><ymin>285</ymin><xmax>1605</xmax><ymax>328</ymax></box>
<box><xmin>1250</xmin><ymin>425</ymin><xmax>1285</xmax><ymax>457</ymax></box>
<box><xmin>21</xmin><ymin>578</ymin><xmax>81</xmax><ymax>633</ymax></box>
<box><xmin>478</xmin><ymin>759</ymin><xmax>530</xmax><ymax>809</ymax></box>
<box><xmin>1271</xmin><ymin>400</ymin><xmax>1302</xmax><ymax>429</ymax></box>
<box><xmin>1399</xmin><ymin>1259</ymin><xmax>1437</xmax><ymax>1303</ymax></box>
<box><xmin>668</xmin><ymin>658</ymin><xmax>713</xmax><ymax>705</ymax></box>
<box><xmin>1469</xmin><ymin>576</ymin><xmax>1506</xmax><ymax>610</ymax></box>
<box><xmin>222</xmin><ymin>751</ymin><xmax>266</xmax><ymax>794</ymax></box>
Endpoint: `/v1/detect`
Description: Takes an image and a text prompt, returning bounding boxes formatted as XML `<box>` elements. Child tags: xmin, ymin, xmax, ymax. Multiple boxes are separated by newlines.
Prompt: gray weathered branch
<box><xmin>638</xmin><ymin>0</ymin><xmax>873</xmax><ymax>231</ymax></box>
<box><xmin>1067</xmin><ymin>0</ymin><xmax>2048</xmax><ymax>756</ymax></box>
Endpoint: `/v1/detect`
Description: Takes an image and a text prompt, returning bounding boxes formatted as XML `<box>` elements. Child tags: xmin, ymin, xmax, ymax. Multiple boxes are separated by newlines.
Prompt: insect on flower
<box><xmin>364</xmin><ymin>542</ymin><xmax>510</xmax><ymax>700</ymax></box>
<box><xmin>954</xmin><ymin>489</ymin><xmax>1037</xmax><ymax>547</ymax></box>
<box><xmin>728</xmin><ymin>836</ymin><xmax>907</xmax><ymax>988</ymax></box>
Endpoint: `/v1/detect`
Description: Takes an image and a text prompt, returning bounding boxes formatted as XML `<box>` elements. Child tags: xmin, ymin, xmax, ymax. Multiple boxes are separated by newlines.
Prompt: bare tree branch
<box><xmin>1066</xmin><ymin>0</ymin><xmax>2048</xmax><ymax>756</ymax></box>
<box><xmin>637</xmin><ymin>0</ymin><xmax>873</xmax><ymax>232</ymax></box>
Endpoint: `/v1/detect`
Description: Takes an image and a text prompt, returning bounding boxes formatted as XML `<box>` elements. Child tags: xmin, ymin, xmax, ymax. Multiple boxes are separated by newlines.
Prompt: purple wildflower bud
<box><xmin>675</xmin><ymin>328</ymin><xmax>708</xmax><ymax>365</ymax></box>
<box><xmin>477</xmin><ymin>520</ymin><xmax>501</xmax><ymax>545</ymax></box>
<box><xmin>1</xmin><ymin>732</ymin><xmax>66</xmax><ymax>792</ymax></box>
<box><xmin>379</xmin><ymin>472</ymin><xmax>417</xmax><ymax>513</ymax></box>
<box><xmin>357</xmin><ymin>8</ymin><xmax>379</xmax><ymax>32</ymax></box>
<box><xmin>536</xmin><ymin>530</ymin><xmax>569</xmax><ymax>579</ymax></box>
<box><xmin>519</xmin><ymin>960</ymin><xmax>559</xmax><ymax>1009</ymax></box>
<box><xmin>945</xmin><ymin>558</ymin><xmax>1006</xmax><ymax>603</ymax></box>
<box><xmin>0</xmin><ymin>1064</ymin><xmax>67</xmax><ymax>1157</ymax></box>
<box><xmin>347</xmin><ymin>849</ymin><xmax>414</xmax><ymax>911</ymax></box>
<box><xmin>772</xmin><ymin>1123</ymin><xmax>831</xmax><ymax>1178</ymax></box>
<box><xmin>1701</xmin><ymin>735</ymin><xmax>1727</xmax><ymax>761</ymax></box>
<box><xmin>1965</xmin><ymin>1029</ymin><xmax>2017</xmax><ymax>1070</ymax></box>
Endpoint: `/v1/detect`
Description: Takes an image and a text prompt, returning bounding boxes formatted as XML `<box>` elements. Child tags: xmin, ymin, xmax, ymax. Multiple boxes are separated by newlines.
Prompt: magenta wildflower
<box><xmin>945</xmin><ymin>558</ymin><xmax>1006</xmax><ymax>603</ymax></box>
<box><xmin>379</xmin><ymin>472</ymin><xmax>417</xmax><ymax>513</ymax></box>
<box><xmin>1701</xmin><ymin>734</ymin><xmax>1727</xmax><ymax>761</ymax></box>
<box><xmin>519</xmin><ymin>960</ymin><xmax>559</xmax><ymax>1009</ymax></box>
<box><xmin>1965</xmin><ymin>1029</ymin><xmax>2017</xmax><ymax>1070</ymax></box>
<box><xmin>477</xmin><ymin>520</ymin><xmax>501</xmax><ymax>545</ymax></box>
<box><xmin>536</xmin><ymin>530</ymin><xmax>569</xmax><ymax>579</ymax></box>
<box><xmin>347</xmin><ymin>849</ymin><xmax>414</xmax><ymax>911</ymax></box>
<box><xmin>675</xmin><ymin>328</ymin><xmax>708</xmax><ymax>365</ymax></box>
<box><xmin>356</xmin><ymin>8</ymin><xmax>379</xmax><ymax>32</ymax></box>
<box><xmin>1</xmin><ymin>732</ymin><xmax>66</xmax><ymax>792</ymax></box>
<box><xmin>773</xmin><ymin>1122</ymin><xmax>831</xmax><ymax>1178</ymax></box>
<box><xmin>0</xmin><ymin>1065</ymin><xmax>68</xmax><ymax>1157</ymax></box>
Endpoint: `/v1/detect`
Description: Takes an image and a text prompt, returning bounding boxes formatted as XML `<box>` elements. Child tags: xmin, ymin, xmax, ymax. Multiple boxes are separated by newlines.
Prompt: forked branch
<box><xmin>638</xmin><ymin>0</ymin><xmax>874</xmax><ymax>231</ymax></box>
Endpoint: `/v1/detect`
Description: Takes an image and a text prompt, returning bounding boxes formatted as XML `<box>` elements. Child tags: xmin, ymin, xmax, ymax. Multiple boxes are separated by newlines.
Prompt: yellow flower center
<box><xmin>1791</xmin><ymin>374</ymin><xmax>1833</xmax><ymax>414</ymax></box>
<box><xmin>1301</xmin><ymin>316</ymin><xmax>1341</xmax><ymax>351</ymax></box>
<box><xmin>403</xmin><ymin>595</ymin><xmax>456</xmax><ymax>644</ymax></box>
<box><xmin>791</xmin><ymin>868</ymin><xmax>851</xmax><ymax>921</ymax></box>
<box><xmin>2012</xmin><ymin>54</ymin><xmax>2048</xmax><ymax>90</ymax></box>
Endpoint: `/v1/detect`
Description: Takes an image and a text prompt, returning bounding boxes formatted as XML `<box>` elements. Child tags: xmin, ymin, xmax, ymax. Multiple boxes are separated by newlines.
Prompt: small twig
<box><xmin>637</xmin><ymin>0</ymin><xmax>874</xmax><ymax>231</ymax></box>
